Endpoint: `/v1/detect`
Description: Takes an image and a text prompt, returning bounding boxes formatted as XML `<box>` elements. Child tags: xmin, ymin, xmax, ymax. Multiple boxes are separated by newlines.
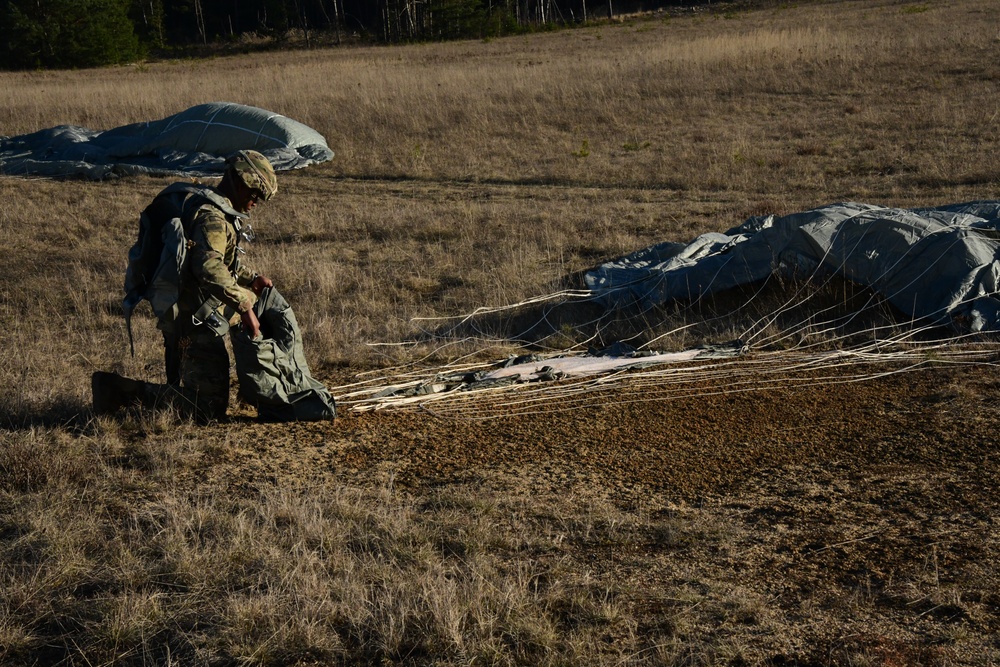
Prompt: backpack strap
<box><xmin>123</xmin><ymin>183</ymin><xmax>246</xmax><ymax>357</ymax></box>
<box><xmin>166</xmin><ymin>182</ymin><xmax>247</xmax><ymax>222</ymax></box>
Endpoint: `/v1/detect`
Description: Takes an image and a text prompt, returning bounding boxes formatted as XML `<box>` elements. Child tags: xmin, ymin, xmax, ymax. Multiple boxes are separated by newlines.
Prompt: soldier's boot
<box><xmin>91</xmin><ymin>371</ymin><xmax>147</xmax><ymax>415</ymax></box>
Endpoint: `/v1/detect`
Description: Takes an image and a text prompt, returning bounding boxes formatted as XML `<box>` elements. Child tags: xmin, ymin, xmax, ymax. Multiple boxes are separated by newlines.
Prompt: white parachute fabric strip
<box><xmin>336</xmin><ymin>344</ymin><xmax>742</xmax><ymax>414</ymax></box>
<box><xmin>330</xmin><ymin>342</ymin><xmax>1000</xmax><ymax>419</ymax></box>
<box><xmin>584</xmin><ymin>201</ymin><xmax>1000</xmax><ymax>333</ymax></box>
<box><xmin>480</xmin><ymin>349</ymin><xmax>703</xmax><ymax>381</ymax></box>
<box><xmin>0</xmin><ymin>102</ymin><xmax>334</xmax><ymax>178</ymax></box>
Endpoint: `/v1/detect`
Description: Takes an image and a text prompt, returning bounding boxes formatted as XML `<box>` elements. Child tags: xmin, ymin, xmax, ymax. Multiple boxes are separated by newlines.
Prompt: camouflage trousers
<box><xmin>153</xmin><ymin>315</ymin><xmax>231</xmax><ymax>421</ymax></box>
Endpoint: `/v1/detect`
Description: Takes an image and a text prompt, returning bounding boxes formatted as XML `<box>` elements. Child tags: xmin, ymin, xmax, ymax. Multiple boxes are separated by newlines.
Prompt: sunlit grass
<box><xmin>1</xmin><ymin>0</ymin><xmax>999</xmax><ymax>663</ymax></box>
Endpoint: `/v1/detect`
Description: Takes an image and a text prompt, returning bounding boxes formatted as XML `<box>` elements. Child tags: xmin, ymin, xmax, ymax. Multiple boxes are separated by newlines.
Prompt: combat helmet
<box><xmin>227</xmin><ymin>149</ymin><xmax>278</xmax><ymax>200</ymax></box>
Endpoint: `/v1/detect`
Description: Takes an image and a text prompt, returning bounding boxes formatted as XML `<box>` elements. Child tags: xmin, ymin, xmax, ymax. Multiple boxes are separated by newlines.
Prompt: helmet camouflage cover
<box><xmin>227</xmin><ymin>149</ymin><xmax>277</xmax><ymax>200</ymax></box>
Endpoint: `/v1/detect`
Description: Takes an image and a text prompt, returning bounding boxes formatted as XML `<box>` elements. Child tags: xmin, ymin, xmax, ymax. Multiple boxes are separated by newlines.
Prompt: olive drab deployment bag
<box><xmin>231</xmin><ymin>287</ymin><xmax>337</xmax><ymax>422</ymax></box>
<box><xmin>122</xmin><ymin>183</ymin><xmax>246</xmax><ymax>353</ymax></box>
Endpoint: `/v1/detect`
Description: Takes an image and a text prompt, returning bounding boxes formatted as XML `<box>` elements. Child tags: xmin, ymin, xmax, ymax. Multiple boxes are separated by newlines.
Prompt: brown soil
<box><xmin>211</xmin><ymin>362</ymin><xmax>999</xmax><ymax>501</ymax></box>
<box><xmin>177</xmin><ymin>357</ymin><xmax>1000</xmax><ymax>661</ymax></box>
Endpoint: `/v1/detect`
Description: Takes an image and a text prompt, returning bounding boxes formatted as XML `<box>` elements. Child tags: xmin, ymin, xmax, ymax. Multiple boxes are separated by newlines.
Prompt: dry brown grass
<box><xmin>2</xmin><ymin>0</ymin><xmax>1000</xmax><ymax>664</ymax></box>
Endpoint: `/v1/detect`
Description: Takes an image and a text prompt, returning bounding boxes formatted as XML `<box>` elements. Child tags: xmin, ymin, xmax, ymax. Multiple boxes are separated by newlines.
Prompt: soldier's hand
<box><xmin>251</xmin><ymin>274</ymin><xmax>273</xmax><ymax>296</ymax></box>
<box><xmin>241</xmin><ymin>308</ymin><xmax>262</xmax><ymax>339</ymax></box>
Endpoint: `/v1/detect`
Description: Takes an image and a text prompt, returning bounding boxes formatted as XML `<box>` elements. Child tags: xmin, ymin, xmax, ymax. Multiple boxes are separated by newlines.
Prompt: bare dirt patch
<box><xmin>159</xmin><ymin>358</ymin><xmax>1000</xmax><ymax>662</ymax></box>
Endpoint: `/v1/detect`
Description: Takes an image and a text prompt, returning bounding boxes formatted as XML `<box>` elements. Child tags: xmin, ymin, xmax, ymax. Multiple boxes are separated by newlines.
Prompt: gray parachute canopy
<box><xmin>584</xmin><ymin>201</ymin><xmax>1000</xmax><ymax>333</ymax></box>
<box><xmin>0</xmin><ymin>102</ymin><xmax>334</xmax><ymax>179</ymax></box>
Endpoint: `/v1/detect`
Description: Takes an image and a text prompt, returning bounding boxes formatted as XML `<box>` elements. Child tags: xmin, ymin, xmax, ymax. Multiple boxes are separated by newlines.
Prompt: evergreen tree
<box><xmin>130</xmin><ymin>0</ymin><xmax>166</xmax><ymax>48</ymax></box>
<box><xmin>1</xmin><ymin>0</ymin><xmax>142</xmax><ymax>69</ymax></box>
<box><xmin>428</xmin><ymin>0</ymin><xmax>488</xmax><ymax>40</ymax></box>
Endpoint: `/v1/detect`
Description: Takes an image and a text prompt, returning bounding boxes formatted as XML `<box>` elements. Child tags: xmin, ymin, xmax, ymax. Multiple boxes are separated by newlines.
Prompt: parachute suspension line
<box><xmin>334</xmin><ymin>205</ymin><xmax>1000</xmax><ymax>419</ymax></box>
<box><xmin>747</xmin><ymin>285</ymin><xmax>890</xmax><ymax>352</ymax></box>
<box><xmin>738</xmin><ymin>214</ymin><xmax>863</xmax><ymax>348</ymax></box>
<box><xmin>335</xmin><ymin>333</ymin><xmax>1000</xmax><ymax>419</ymax></box>
<box><xmin>593</xmin><ymin>234</ymin><xmax>856</xmax><ymax>358</ymax></box>
<box><xmin>737</xmin><ymin>217</ymin><xmax>957</xmax><ymax>352</ymax></box>
<box><xmin>410</xmin><ymin>289</ymin><xmax>593</xmax><ymax>325</ymax></box>
<box><xmin>339</xmin><ymin>353</ymin><xmax>925</xmax><ymax>420</ymax></box>
<box><xmin>749</xmin><ymin>227</ymin><xmax>972</xmax><ymax>353</ymax></box>
<box><xmin>737</xmin><ymin>207</ymin><xmax>932</xmax><ymax>348</ymax></box>
<box><xmin>405</xmin><ymin>288</ymin><xmax>604</xmax><ymax>353</ymax></box>
<box><xmin>637</xmin><ymin>207</ymin><xmax>919</xmax><ymax>355</ymax></box>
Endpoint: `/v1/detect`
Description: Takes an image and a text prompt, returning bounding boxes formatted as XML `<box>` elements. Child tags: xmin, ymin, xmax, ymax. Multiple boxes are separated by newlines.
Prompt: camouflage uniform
<box><xmin>163</xmin><ymin>205</ymin><xmax>257</xmax><ymax>417</ymax></box>
<box><xmin>157</xmin><ymin>150</ymin><xmax>278</xmax><ymax>420</ymax></box>
<box><xmin>93</xmin><ymin>150</ymin><xmax>280</xmax><ymax>421</ymax></box>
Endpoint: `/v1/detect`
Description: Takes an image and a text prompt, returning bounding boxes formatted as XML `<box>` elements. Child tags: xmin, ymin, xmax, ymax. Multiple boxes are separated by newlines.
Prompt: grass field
<box><xmin>2</xmin><ymin>0</ymin><xmax>1000</xmax><ymax>664</ymax></box>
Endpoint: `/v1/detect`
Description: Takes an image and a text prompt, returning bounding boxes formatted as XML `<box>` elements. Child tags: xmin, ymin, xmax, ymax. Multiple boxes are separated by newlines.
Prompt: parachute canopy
<box><xmin>0</xmin><ymin>102</ymin><xmax>334</xmax><ymax>179</ymax></box>
<box><xmin>584</xmin><ymin>201</ymin><xmax>1000</xmax><ymax>332</ymax></box>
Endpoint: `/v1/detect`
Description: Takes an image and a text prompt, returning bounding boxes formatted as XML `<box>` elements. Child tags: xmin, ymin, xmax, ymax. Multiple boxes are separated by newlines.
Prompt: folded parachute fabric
<box><xmin>231</xmin><ymin>287</ymin><xmax>336</xmax><ymax>423</ymax></box>
<box><xmin>0</xmin><ymin>102</ymin><xmax>334</xmax><ymax>179</ymax></box>
<box><xmin>584</xmin><ymin>201</ymin><xmax>1000</xmax><ymax>333</ymax></box>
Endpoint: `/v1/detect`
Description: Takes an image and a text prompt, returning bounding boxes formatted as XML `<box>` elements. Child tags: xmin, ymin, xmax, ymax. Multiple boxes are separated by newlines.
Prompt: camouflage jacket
<box><xmin>178</xmin><ymin>198</ymin><xmax>258</xmax><ymax>319</ymax></box>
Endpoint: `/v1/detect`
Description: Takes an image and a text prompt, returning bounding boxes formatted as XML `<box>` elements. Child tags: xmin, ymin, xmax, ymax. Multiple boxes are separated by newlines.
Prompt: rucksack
<box><xmin>122</xmin><ymin>182</ymin><xmax>246</xmax><ymax>355</ymax></box>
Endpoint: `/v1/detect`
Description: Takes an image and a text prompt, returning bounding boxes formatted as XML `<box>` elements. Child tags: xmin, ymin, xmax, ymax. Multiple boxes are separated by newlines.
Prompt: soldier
<box><xmin>93</xmin><ymin>150</ymin><xmax>278</xmax><ymax>422</ymax></box>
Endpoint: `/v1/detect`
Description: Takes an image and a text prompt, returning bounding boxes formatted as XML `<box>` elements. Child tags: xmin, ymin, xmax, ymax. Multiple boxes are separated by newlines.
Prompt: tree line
<box><xmin>0</xmin><ymin>0</ymin><xmax>695</xmax><ymax>70</ymax></box>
